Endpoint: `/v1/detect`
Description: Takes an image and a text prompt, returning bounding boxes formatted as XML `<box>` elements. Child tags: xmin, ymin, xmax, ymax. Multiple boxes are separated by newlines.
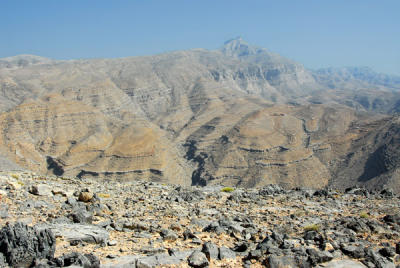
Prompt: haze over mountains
<box><xmin>0</xmin><ymin>38</ymin><xmax>399</xmax><ymax>192</ymax></box>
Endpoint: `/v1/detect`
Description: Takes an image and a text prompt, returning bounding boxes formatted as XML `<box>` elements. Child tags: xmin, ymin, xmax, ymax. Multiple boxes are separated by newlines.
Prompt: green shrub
<box><xmin>304</xmin><ymin>224</ymin><xmax>320</xmax><ymax>232</ymax></box>
<box><xmin>221</xmin><ymin>187</ymin><xmax>235</xmax><ymax>193</ymax></box>
<box><xmin>360</xmin><ymin>211</ymin><xmax>369</xmax><ymax>218</ymax></box>
<box><xmin>97</xmin><ymin>193</ymin><xmax>111</xmax><ymax>198</ymax></box>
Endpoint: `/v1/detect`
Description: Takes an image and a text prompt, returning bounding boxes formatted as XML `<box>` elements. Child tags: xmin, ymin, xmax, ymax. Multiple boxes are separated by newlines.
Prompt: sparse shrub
<box><xmin>17</xmin><ymin>181</ymin><xmax>24</xmax><ymax>186</ymax></box>
<box><xmin>97</xmin><ymin>193</ymin><xmax>110</xmax><ymax>198</ymax></box>
<box><xmin>221</xmin><ymin>187</ymin><xmax>235</xmax><ymax>193</ymax></box>
<box><xmin>304</xmin><ymin>224</ymin><xmax>320</xmax><ymax>232</ymax></box>
<box><xmin>360</xmin><ymin>211</ymin><xmax>369</xmax><ymax>218</ymax></box>
<box><xmin>11</xmin><ymin>174</ymin><xmax>19</xmax><ymax>179</ymax></box>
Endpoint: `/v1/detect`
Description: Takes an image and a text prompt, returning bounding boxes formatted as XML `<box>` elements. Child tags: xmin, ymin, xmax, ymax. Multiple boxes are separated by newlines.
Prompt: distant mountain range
<box><xmin>0</xmin><ymin>38</ymin><xmax>399</xmax><ymax>192</ymax></box>
<box><xmin>315</xmin><ymin>66</ymin><xmax>400</xmax><ymax>90</ymax></box>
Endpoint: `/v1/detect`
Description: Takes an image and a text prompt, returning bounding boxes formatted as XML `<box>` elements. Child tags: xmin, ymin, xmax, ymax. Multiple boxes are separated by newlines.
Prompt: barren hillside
<box><xmin>0</xmin><ymin>39</ymin><xmax>399</xmax><ymax>192</ymax></box>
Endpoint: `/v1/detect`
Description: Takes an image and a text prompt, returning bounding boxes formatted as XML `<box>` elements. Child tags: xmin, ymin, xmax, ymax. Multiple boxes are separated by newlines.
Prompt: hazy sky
<box><xmin>1</xmin><ymin>0</ymin><xmax>399</xmax><ymax>75</ymax></box>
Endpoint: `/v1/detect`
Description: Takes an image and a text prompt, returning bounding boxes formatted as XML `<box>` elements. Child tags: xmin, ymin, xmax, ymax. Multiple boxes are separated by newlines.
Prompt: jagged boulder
<box><xmin>0</xmin><ymin>222</ymin><xmax>56</xmax><ymax>267</ymax></box>
<box><xmin>55</xmin><ymin>252</ymin><xmax>100</xmax><ymax>268</ymax></box>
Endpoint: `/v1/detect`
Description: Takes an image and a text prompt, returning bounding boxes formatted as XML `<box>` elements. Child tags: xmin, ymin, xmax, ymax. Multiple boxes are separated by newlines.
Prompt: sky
<box><xmin>1</xmin><ymin>0</ymin><xmax>399</xmax><ymax>75</ymax></box>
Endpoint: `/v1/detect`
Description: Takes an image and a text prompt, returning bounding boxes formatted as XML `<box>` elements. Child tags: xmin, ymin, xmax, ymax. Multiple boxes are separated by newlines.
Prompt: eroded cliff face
<box><xmin>0</xmin><ymin>94</ymin><xmax>192</xmax><ymax>185</ymax></box>
<box><xmin>330</xmin><ymin>116</ymin><xmax>400</xmax><ymax>193</ymax></box>
<box><xmin>181</xmin><ymin>102</ymin><xmax>366</xmax><ymax>189</ymax></box>
<box><xmin>0</xmin><ymin>39</ymin><xmax>399</xmax><ymax>191</ymax></box>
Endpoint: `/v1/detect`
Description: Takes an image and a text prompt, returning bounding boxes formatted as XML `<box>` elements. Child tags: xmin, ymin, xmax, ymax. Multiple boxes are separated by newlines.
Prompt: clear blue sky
<box><xmin>1</xmin><ymin>0</ymin><xmax>399</xmax><ymax>75</ymax></box>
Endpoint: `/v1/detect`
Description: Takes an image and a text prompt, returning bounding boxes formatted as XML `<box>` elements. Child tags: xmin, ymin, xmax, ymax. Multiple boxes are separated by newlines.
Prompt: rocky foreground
<box><xmin>0</xmin><ymin>172</ymin><xmax>399</xmax><ymax>267</ymax></box>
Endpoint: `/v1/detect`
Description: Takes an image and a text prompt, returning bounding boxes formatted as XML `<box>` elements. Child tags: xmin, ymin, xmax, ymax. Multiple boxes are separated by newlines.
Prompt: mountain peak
<box><xmin>221</xmin><ymin>37</ymin><xmax>259</xmax><ymax>58</ymax></box>
<box><xmin>223</xmin><ymin>36</ymin><xmax>246</xmax><ymax>45</ymax></box>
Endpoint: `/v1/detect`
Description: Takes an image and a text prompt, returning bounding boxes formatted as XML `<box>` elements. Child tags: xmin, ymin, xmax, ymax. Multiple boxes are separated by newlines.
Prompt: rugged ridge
<box><xmin>0</xmin><ymin>39</ymin><xmax>399</xmax><ymax>191</ymax></box>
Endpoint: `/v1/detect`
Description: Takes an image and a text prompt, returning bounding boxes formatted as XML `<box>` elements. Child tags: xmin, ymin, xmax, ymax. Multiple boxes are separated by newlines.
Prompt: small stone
<box><xmin>70</xmin><ymin>209</ymin><xmax>93</xmax><ymax>224</ymax></box>
<box><xmin>169</xmin><ymin>249</ymin><xmax>194</xmax><ymax>262</ymax></box>
<box><xmin>78</xmin><ymin>191</ymin><xmax>93</xmax><ymax>202</ymax></box>
<box><xmin>188</xmin><ymin>251</ymin><xmax>209</xmax><ymax>268</ymax></box>
<box><xmin>219</xmin><ymin>247</ymin><xmax>236</xmax><ymax>260</ymax></box>
<box><xmin>137</xmin><ymin>256</ymin><xmax>158</xmax><ymax>268</ymax></box>
<box><xmin>160</xmin><ymin>229</ymin><xmax>178</xmax><ymax>242</ymax></box>
<box><xmin>52</xmin><ymin>187</ymin><xmax>67</xmax><ymax>196</ymax></box>
<box><xmin>265</xmin><ymin>255</ymin><xmax>297</xmax><ymax>268</ymax></box>
<box><xmin>304</xmin><ymin>230</ymin><xmax>319</xmax><ymax>240</ymax></box>
<box><xmin>57</xmin><ymin>252</ymin><xmax>100</xmax><ymax>268</ymax></box>
<box><xmin>307</xmin><ymin>248</ymin><xmax>333</xmax><ymax>265</ymax></box>
<box><xmin>183</xmin><ymin>229</ymin><xmax>197</xmax><ymax>240</ymax></box>
<box><xmin>66</xmin><ymin>196</ymin><xmax>77</xmax><ymax>205</ymax></box>
<box><xmin>202</xmin><ymin>241</ymin><xmax>218</xmax><ymax>260</ymax></box>
<box><xmin>170</xmin><ymin>223</ymin><xmax>182</xmax><ymax>231</ymax></box>
<box><xmin>247</xmin><ymin>249</ymin><xmax>263</xmax><ymax>260</ymax></box>
<box><xmin>108</xmin><ymin>240</ymin><xmax>117</xmax><ymax>246</ymax></box>
<box><xmin>341</xmin><ymin>245</ymin><xmax>365</xmax><ymax>259</ymax></box>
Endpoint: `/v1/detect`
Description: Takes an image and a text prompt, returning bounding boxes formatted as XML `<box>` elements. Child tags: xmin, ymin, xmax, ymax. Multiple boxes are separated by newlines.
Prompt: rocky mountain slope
<box><xmin>315</xmin><ymin>67</ymin><xmax>400</xmax><ymax>91</ymax></box>
<box><xmin>0</xmin><ymin>38</ymin><xmax>399</xmax><ymax>192</ymax></box>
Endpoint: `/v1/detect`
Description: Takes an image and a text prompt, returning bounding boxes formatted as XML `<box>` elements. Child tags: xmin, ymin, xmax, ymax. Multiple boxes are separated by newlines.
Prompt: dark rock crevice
<box><xmin>183</xmin><ymin>140</ymin><xmax>208</xmax><ymax>186</ymax></box>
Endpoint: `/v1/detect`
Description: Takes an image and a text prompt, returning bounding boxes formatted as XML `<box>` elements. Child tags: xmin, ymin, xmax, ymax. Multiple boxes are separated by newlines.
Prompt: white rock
<box><xmin>29</xmin><ymin>184</ymin><xmax>53</xmax><ymax>196</ymax></box>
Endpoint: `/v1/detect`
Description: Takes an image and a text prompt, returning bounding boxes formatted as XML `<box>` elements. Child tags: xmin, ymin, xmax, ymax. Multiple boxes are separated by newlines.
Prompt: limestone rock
<box><xmin>29</xmin><ymin>184</ymin><xmax>52</xmax><ymax>196</ymax></box>
<box><xmin>0</xmin><ymin>223</ymin><xmax>56</xmax><ymax>267</ymax></box>
<box><xmin>42</xmin><ymin>223</ymin><xmax>109</xmax><ymax>244</ymax></box>
<box><xmin>188</xmin><ymin>251</ymin><xmax>209</xmax><ymax>268</ymax></box>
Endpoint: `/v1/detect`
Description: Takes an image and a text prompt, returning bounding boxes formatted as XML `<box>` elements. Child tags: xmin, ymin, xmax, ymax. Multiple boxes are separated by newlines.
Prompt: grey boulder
<box><xmin>41</xmin><ymin>223</ymin><xmax>109</xmax><ymax>244</ymax></box>
<box><xmin>0</xmin><ymin>222</ymin><xmax>56</xmax><ymax>267</ymax></box>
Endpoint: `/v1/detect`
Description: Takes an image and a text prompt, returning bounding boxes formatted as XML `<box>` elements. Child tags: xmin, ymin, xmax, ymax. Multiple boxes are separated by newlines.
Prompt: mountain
<box><xmin>315</xmin><ymin>66</ymin><xmax>400</xmax><ymax>90</ymax></box>
<box><xmin>312</xmin><ymin>66</ymin><xmax>400</xmax><ymax>114</ymax></box>
<box><xmin>0</xmin><ymin>54</ymin><xmax>53</xmax><ymax>68</ymax></box>
<box><xmin>0</xmin><ymin>38</ymin><xmax>399</xmax><ymax>192</ymax></box>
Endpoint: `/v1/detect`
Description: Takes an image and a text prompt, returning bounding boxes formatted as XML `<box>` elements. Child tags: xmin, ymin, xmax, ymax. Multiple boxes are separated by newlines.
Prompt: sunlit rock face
<box><xmin>0</xmin><ymin>39</ymin><xmax>399</xmax><ymax>192</ymax></box>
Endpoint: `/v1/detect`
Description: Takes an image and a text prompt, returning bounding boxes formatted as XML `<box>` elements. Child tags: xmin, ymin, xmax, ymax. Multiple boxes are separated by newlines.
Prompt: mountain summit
<box><xmin>221</xmin><ymin>37</ymin><xmax>263</xmax><ymax>57</ymax></box>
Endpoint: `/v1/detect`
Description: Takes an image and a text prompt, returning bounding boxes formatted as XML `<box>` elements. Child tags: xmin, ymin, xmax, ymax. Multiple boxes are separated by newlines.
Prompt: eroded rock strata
<box><xmin>0</xmin><ymin>38</ymin><xmax>400</xmax><ymax>192</ymax></box>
